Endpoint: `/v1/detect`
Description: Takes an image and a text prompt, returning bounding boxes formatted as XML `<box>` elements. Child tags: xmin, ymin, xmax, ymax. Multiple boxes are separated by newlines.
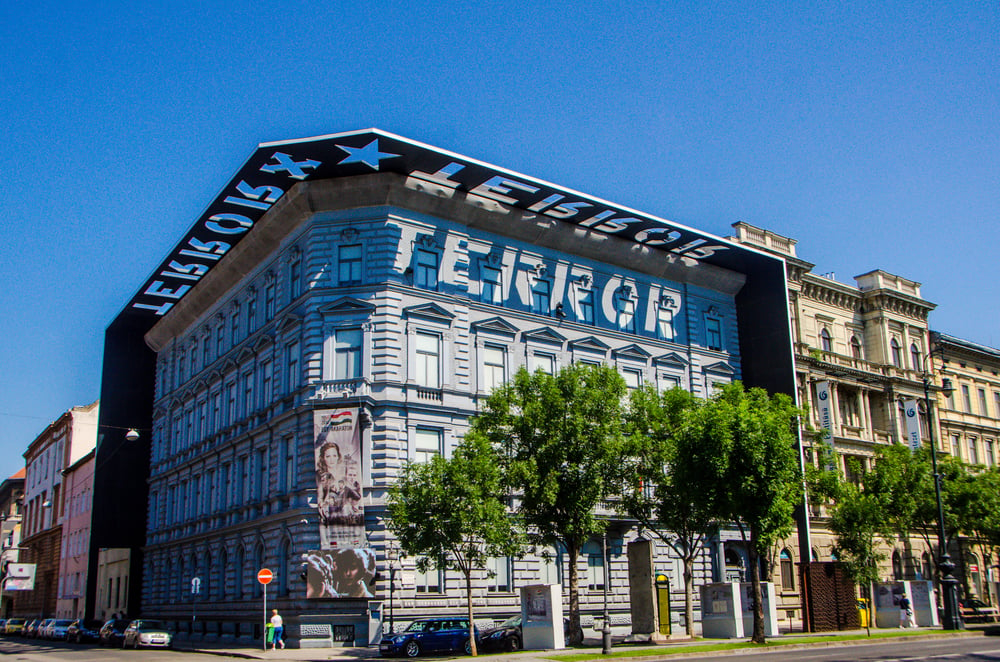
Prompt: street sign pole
<box><xmin>257</xmin><ymin>568</ymin><xmax>273</xmax><ymax>651</ymax></box>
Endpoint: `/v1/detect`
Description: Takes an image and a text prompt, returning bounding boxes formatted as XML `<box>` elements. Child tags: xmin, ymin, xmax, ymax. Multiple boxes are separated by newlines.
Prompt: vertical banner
<box><xmin>903</xmin><ymin>399</ymin><xmax>921</xmax><ymax>452</ymax></box>
<box><xmin>815</xmin><ymin>381</ymin><xmax>835</xmax><ymax>469</ymax></box>
<box><xmin>313</xmin><ymin>409</ymin><xmax>364</xmax><ymax>549</ymax></box>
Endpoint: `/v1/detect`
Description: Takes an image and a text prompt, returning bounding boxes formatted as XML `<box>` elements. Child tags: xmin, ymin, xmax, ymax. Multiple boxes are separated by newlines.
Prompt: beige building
<box><xmin>1</xmin><ymin>468</ymin><xmax>26</xmax><ymax>618</ymax></box>
<box><xmin>931</xmin><ymin>331</ymin><xmax>1000</xmax><ymax>600</ymax></box>
<box><xmin>729</xmin><ymin>222</ymin><xmax>944</xmax><ymax>621</ymax></box>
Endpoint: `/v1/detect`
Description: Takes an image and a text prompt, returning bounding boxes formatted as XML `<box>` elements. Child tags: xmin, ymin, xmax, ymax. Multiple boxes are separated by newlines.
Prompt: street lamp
<box><xmin>920</xmin><ymin>355</ymin><xmax>962</xmax><ymax>630</ymax></box>
<box><xmin>601</xmin><ymin>532</ymin><xmax>611</xmax><ymax>654</ymax></box>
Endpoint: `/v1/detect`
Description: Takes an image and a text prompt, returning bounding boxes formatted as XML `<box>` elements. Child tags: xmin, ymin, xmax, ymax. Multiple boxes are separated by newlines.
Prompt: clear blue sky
<box><xmin>1</xmin><ymin>1</ymin><xmax>997</xmax><ymax>480</ymax></box>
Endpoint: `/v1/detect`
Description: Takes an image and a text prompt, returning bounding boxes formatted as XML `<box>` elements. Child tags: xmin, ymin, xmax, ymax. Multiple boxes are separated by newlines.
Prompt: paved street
<box><xmin>2</xmin><ymin>630</ymin><xmax>999</xmax><ymax>662</ymax></box>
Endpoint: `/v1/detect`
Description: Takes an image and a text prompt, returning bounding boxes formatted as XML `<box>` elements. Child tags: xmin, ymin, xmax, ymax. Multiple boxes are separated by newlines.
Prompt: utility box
<box><xmin>520</xmin><ymin>584</ymin><xmax>565</xmax><ymax>650</ymax></box>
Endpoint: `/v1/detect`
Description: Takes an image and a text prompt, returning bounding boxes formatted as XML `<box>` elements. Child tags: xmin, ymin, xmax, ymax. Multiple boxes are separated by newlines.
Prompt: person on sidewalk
<box><xmin>270</xmin><ymin>609</ymin><xmax>285</xmax><ymax>649</ymax></box>
<box><xmin>898</xmin><ymin>595</ymin><xmax>914</xmax><ymax>628</ymax></box>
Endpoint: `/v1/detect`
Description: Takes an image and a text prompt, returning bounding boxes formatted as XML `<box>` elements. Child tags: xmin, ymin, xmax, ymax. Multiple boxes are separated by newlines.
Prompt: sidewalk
<box><xmin>172</xmin><ymin>626</ymin><xmax>988</xmax><ymax>661</ymax></box>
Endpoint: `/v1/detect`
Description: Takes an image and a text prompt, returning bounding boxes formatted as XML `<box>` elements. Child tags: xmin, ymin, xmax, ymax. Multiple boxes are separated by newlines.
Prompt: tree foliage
<box><xmin>708</xmin><ymin>382</ymin><xmax>804</xmax><ymax>644</ymax></box>
<box><xmin>469</xmin><ymin>363</ymin><xmax>627</xmax><ymax>644</ymax></box>
<box><xmin>387</xmin><ymin>433</ymin><xmax>521</xmax><ymax>656</ymax></box>
<box><xmin>620</xmin><ymin>385</ymin><xmax>723</xmax><ymax>635</ymax></box>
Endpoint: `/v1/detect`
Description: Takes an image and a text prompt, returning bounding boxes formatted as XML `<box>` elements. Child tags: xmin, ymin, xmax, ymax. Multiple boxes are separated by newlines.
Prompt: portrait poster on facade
<box><xmin>313</xmin><ymin>409</ymin><xmax>364</xmax><ymax>549</ymax></box>
<box><xmin>302</xmin><ymin>548</ymin><xmax>377</xmax><ymax>599</ymax></box>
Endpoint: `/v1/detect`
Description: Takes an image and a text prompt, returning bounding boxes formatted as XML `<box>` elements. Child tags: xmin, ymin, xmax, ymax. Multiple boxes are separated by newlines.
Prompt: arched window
<box><xmin>234</xmin><ymin>545</ymin><xmax>245</xmax><ymax>599</ymax></box>
<box><xmin>910</xmin><ymin>344</ymin><xmax>921</xmax><ymax>371</ymax></box>
<box><xmin>850</xmin><ymin>336</ymin><xmax>862</xmax><ymax>359</ymax></box>
<box><xmin>820</xmin><ymin>328</ymin><xmax>832</xmax><ymax>352</ymax></box>
<box><xmin>780</xmin><ymin>549</ymin><xmax>795</xmax><ymax>590</ymax></box>
<box><xmin>278</xmin><ymin>537</ymin><xmax>291</xmax><ymax>596</ymax></box>
<box><xmin>890</xmin><ymin>338</ymin><xmax>902</xmax><ymax>368</ymax></box>
<box><xmin>892</xmin><ymin>550</ymin><xmax>903</xmax><ymax>580</ymax></box>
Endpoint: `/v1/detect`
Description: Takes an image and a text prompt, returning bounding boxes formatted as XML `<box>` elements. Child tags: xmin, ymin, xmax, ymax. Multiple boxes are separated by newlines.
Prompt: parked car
<box><xmin>3</xmin><ymin>618</ymin><xmax>24</xmax><ymax>635</ymax></box>
<box><xmin>36</xmin><ymin>618</ymin><xmax>56</xmax><ymax>639</ymax></box>
<box><xmin>47</xmin><ymin>619</ymin><xmax>75</xmax><ymax>641</ymax></box>
<box><xmin>66</xmin><ymin>619</ymin><xmax>103</xmax><ymax>643</ymax></box>
<box><xmin>479</xmin><ymin>615</ymin><xmax>522</xmax><ymax>652</ymax></box>
<box><xmin>380</xmin><ymin>617</ymin><xmax>475</xmax><ymax>657</ymax></box>
<box><xmin>21</xmin><ymin>619</ymin><xmax>40</xmax><ymax>637</ymax></box>
<box><xmin>122</xmin><ymin>619</ymin><xmax>172</xmax><ymax>649</ymax></box>
<box><xmin>99</xmin><ymin>619</ymin><xmax>131</xmax><ymax>647</ymax></box>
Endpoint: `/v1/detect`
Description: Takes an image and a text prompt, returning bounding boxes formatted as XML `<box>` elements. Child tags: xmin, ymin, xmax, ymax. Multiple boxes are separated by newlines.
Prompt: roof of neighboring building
<box><xmin>9</xmin><ymin>468</ymin><xmax>25</xmax><ymax>480</ymax></box>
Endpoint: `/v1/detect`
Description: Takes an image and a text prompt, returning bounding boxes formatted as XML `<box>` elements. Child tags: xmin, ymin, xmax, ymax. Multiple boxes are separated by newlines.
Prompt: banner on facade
<box><xmin>313</xmin><ymin>409</ymin><xmax>364</xmax><ymax>549</ymax></box>
<box><xmin>302</xmin><ymin>548</ymin><xmax>376</xmax><ymax>598</ymax></box>
<box><xmin>815</xmin><ymin>381</ymin><xmax>835</xmax><ymax>469</ymax></box>
<box><xmin>903</xmin><ymin>399</ymin><xmax>921</xmax><ymax>452</ymax></box>
<box><xmin>3</xmin><ymin>563</ymin><xmax>36</xmax><ymax>591</ymax></box>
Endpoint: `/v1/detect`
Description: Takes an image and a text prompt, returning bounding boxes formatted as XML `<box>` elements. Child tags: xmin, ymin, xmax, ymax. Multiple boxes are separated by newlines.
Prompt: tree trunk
<box><xmin>748</xmin><ymin>543</ymin><xmax>766</xmax><ymax>644</ymax></box>
<box><xmin>465</xmin><ymin>570</ymin><xmax>478</xmax><ymax>656</ymax></box>
<box><xmin>683</xmin><ymin>554</ymin><xmax>695</xmax><ymax>637</ymax></box>
<box><xmin>567</xmin><ymin>540</ymin><xmax>583</xmax><ymax>645</ymax></box>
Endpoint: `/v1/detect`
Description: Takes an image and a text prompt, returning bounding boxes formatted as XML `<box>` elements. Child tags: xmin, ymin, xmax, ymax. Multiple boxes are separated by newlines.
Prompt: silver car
<box><xmin>122</xmin><ymin>619</ymin><xmax>172</xmax><ymax>648</ymax></box>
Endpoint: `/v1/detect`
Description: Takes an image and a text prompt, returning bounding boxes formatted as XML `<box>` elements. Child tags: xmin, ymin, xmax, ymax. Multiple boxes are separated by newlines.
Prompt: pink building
<box><xmin>57</xmin><ymin>449</ymin><xmax>94</xmax><ymax>618</ymax></box>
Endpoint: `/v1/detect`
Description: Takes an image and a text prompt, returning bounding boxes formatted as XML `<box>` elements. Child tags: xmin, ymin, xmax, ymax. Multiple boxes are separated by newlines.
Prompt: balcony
<box><xmin>310</xmin><ymin>379</ymin><xmax>370</xmax><ymax>401</ymax></box>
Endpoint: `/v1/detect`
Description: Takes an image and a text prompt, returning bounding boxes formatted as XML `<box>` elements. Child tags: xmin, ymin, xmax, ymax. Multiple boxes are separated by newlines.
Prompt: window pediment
<box><xmin>703</xmin><ymin>361</ymin><xmax>736</xmax><ymax>376</ymax></box>
<box><xmin>523</xmin><ymin>327</ymin><xmax>566</xmax><ymax>346</ymax></box>
<box><xmin>613</xmin><ymin>344</ymin><xmax>651</xmax><ymax>361</ymax></box>
<box><xmin>654</xmin><ymin>352</ymin><xmax>689</xmax><ymax>367</ymax></box>
<box><xmin>472</xmin><ymin>317</ymin><xmax>519</xmax><ymax>337</ymax></box>
<box><xmin>403</xmin><ymin>302</ymin><xmax>454</xmax><ymax>323</ymax></box>
<box><xmin>319</xmin><ymin>297</ymin><xmax>376</xmax><ymax>316</ymax></box>
<box><xmin>569</xmin><ymin>336</ymin><xmax>610</xmax><ymax>353</ymax></box>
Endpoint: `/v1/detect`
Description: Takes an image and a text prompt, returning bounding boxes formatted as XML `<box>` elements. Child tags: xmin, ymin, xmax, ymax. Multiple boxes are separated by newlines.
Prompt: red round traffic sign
<box><xmin>257</xmin><ymin>568</ymin><xmax>273</xmax><ymax>585</ymax></box>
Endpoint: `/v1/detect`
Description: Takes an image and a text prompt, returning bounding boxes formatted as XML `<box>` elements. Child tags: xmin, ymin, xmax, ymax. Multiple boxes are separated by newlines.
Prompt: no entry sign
<box><xmin>257</xmin><ymin>568</ymin><xmax>273</xmax><ymax>585</ymax></box>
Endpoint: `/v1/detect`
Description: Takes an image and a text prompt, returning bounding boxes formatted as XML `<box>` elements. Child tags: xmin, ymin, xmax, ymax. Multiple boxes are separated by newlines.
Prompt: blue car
<box><xmin>380</xmin><ymin>617</ymin><xmax>475</xmax><ymax>657</ymax></box>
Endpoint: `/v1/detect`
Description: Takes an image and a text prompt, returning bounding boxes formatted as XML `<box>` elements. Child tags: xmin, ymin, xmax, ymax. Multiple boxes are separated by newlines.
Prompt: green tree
<box><xmin>387</xmin><ymin>434</ymin><xmax>521</xmax><ymax>656</ymax></box>
<box><xmin>709</xmin><ymin>382</ymin><xmax>804</xmax><ymax>644</ymax></box>
<box><xmin>620</xmin><ymin>385</ymin><xmax>723</xmax><ymax>636</ymax></box>
<box><xmin>470</xmin><ymin>363</ymin><xmax>627</xmax><ymax>644</ymax></box>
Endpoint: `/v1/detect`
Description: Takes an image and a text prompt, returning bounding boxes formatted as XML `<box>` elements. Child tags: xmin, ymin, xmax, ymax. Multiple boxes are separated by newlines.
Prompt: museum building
<box><xmin>88</xmin><ymin>130</ymin><xmax>796</xmax><ymax>642</ymax></box>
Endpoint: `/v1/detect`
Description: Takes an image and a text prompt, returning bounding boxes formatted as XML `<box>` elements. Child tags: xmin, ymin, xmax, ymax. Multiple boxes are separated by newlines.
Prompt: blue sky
<box><xmin>1</xmin><ymin>1</ymin><xmax>997</xmax><ymax>480</ymax></box>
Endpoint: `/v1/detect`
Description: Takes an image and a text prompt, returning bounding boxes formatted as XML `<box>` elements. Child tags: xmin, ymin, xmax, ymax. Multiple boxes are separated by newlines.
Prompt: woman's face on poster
<box><xmin>323</xmin><ymin>445</ymin><xmax>341</xmax><ymax>470</ymax></box>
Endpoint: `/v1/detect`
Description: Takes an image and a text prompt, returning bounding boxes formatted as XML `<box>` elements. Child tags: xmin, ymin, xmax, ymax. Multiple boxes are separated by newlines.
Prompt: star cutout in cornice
<box><xmin>336</xmin><ymin>139</ymin><xmax>400</xmax><ymax>171</ymax></box>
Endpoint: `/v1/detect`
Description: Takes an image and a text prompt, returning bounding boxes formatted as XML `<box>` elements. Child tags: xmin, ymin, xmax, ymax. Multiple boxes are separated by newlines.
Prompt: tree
<box><xmin>469</xmin><ymin>363</ymin><xmax>627</xmax><ymax>644</ymax></box>
<box><xmin>387</xmin><ymin>434</ymin><xmax>521</xmax><ymax>656</ymax></box>
<box><xmin>708</xmin><ymin>382</ymin><xmax>804</xmax><ymax>644</ymax></box>
<box><xmin>620</xmin><ymin>385</ymin><xmax>723</xmax><ymax>636</ymax></box>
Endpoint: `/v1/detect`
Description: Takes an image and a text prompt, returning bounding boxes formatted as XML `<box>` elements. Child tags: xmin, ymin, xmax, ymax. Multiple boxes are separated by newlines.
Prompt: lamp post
<box><xmin>601</xmin><ymin>532</ymin><xmax>611</xmax><ymax>654</ymax></box>
<box><xmin>920</xmin><ymin>355</ymin><xmax>962</xmax><ymax>630</ymax></box>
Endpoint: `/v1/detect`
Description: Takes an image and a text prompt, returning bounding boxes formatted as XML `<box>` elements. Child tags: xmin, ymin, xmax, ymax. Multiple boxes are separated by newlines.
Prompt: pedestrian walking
<box><xmin>899</xmin><ymin>595</ymin><xmax>914</xmax><ymax>628</ymax></box>
<box><xmin>270</xmin><ymin>609</ymin><xmax>285</xmax><ymax>649</ymax></box>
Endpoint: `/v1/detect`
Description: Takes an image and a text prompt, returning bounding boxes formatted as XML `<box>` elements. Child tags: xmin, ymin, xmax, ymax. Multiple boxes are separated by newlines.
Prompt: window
<box><xmin>979</xmin><ymin>389</ymin><xmax>988</xmax><ymax>416</ymax></box>
<box><xmin>415</xmin><ymin>248</ymin><xmax>438</xmax><ymax>289</ymax></box>
<box><xmin>202</xmin><ymin>334</ymin><xmax>211</xmax><ymax>366</ymax></box>
<box><xmin>780</xmin><ymin>549</ymin><xmax>795</xmax><ymax>590</ymax></box>
<box><xmin>264</xmin><ymin>274</ymin><xmax>276</xmax><ymax>319</ymax></box>
<box><xmin>482</xmin><ymin>345</ymin><xmax>506</xmax><ymax>392</ymax></box>
<box><xmin>539</xmin><ymin>547</ymin><xmax>562</xmax><ymax>585</ymax></box>
<box><xmin>616</xmin><ymin>296</ymin><xmax>636</xmax><ymax>333</ymax></box>
<box><xmin>334</xmin><ymin>328</ymin><xmax>363</xmax><ymax>380</ymax></box>
<box><xmin>481</xmin><ymin>265</ymin><xmax>502</xmax><ymax>304</ymax></box>
<box><xmin>577</xmin><ymin>288</ymin><xmax>594</xmax><ymax>324</ymax></box>
<box><xmin>414</xmin><ymin>332</ymin><xmax>441</xmax><ymax>388</ymax></box>
<box><xmin>413</xmin><ymin>428</ymin><xmax>442</xmax><ymax>464</ymax></box>
<box><xmin>587</xmin><ymin>549</ymin><xmax>605</xmax><ymax>591</ymax></box>
<box><xmin>952</xmin><ymin>434</ymin><xmax>961</xmax><ymax>457</ymax></box>
<box><xmin>850</xmin><ymin>336</ymin><xmax>862</xmax><ymax>359</ymax></box>
<box><xmin>706</xmin><ymin>318</ymin><xmax>722</xmax><ymax>351</ymax></box>
<box><xmin>819</xmin><ymin>328</ymin><xmax>832</xmax><ymax>352</ymax></box>
<box><xmin>242</xmin><ymin>371</ymin><xmax>254</xmax><ymax>417</ymax></box>
<box><xmin>963</xmin><ymin>385</ymin><xmax>973</xmax><ymax>413</ymax></box>
<box><xmin>910</xmin><ymin>344</ymin><xmax>921</xmax><ymax>371</ymax></box>
<box><xmin>289</xmin><ymin>249</ymin><xmax>302</xmax><ymax>299</ymax></box>
<box><xmin>339</xmin><ymin>244</ymin><xmax>363</xmax><ymax>285</ymax></box>
<box><xmin>622</xmin><ymin>368</ymin><xmax>642</xmax><ymax>390</ymax></box>
<box><xmin>247</xmin><ymin>289</ymin><xmax>258</xmax><ymax>333</ymax></box>
<box><xmin>216</xmin><ymin>321</ymin><xmax>225</xmax><ymax>358</ymax></box>
<box><xmin>487</xmin><ymin>557</ymin><xmax>512</xmax><ymax>593</ymax></box>
<box><xmin>532</xmin><ymin>352</ymin><xmax>555</xmax><ymax>375</ymax></box>
<box><xmin>231</xmin><ymin>307</ymin><xmax>241</xmax><ymax>345</ymax></box>
<box><xmin>969</xmin><ymin>437</ymin><xmax>980</xmax><ymax>464</ymax></box>
<box><xmin>260</xmin><ymin>360</ymin><xmax>273</xmax><ymax>406</ymax></box>
<box><xmin>414</xmin><ymin>561</ymin><xmax>442</xmax><ymax>593</ymax></box>
<box><xmin>890</xmin><ymin>338</ymin><xmax>902</xmax><ymax>367</ymax></box>
<box><xmin>656</xmin><ymin>306</ymin><xmax>674</xmax><ymax>340</ymax></box>
<box><xmin>986</xmin><ymin>439</ymin><xmax>995</xmax><ymax>467</ymax></box>
<box><xmin>995</xmin><ymin>392</ymin><xmax>1000</xmax><ymax>419</ymax></box>
<box><xmin>177</xmin><ymin>348</ymin><xmax>186</xmax><ymax>384</ymax></box>
<box><xmin>286</xmin><ymin>342</ymin><xmax>300</xmax><ymax>393</ymax></box>
<box><xmin>531</xmin><ymin>279</ymin><xmax>551</xmax><ymax>315</ymax></box>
